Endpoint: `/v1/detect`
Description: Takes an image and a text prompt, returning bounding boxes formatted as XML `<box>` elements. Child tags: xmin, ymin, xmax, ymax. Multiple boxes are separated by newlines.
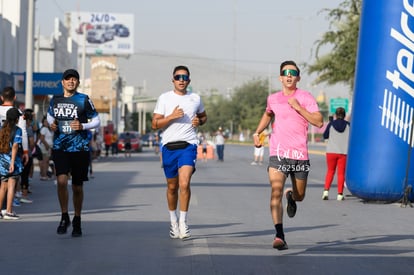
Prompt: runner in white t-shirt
<box><xmin>152</xmin><ymin>65</ymin><xmax>207</xmax><ymax>240</ymax></box>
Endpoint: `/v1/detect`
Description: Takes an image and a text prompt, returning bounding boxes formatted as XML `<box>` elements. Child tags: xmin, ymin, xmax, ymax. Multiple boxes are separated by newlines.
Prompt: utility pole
<box><xmin>25</xmin><ymin>0</ymin><xmax>35</xmax><ymax>108</ymax></box>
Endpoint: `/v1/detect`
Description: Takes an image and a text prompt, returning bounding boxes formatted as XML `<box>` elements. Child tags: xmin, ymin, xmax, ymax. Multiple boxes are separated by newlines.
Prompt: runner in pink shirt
<box><xmin>253</xmin><ymin>60</ymin><xmax>323</xmax><ymax>250</ymax></box>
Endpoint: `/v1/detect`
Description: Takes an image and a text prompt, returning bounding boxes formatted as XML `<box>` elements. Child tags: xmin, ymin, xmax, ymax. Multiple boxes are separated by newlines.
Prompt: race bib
<box><xmin>58</xmin><ymin>120</ymin><xmax>74</xmax><ymax>134</ymax></box>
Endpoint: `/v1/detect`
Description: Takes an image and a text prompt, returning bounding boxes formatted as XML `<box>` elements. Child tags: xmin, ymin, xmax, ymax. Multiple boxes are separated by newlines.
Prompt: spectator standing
<box><xmin>104</xmin><ymin>130</ymin><xmax>112</xmax><ymax>157</ymax></box>
<box><xmin>0</xmin><ymin>108</ymin><xmax>25</xmax><ymax>219</ymax></box>
<box><xmin>0</xmin><ymin>87</ymin><xmax>29</xmax><ymax>215</ymax></box>
<box><xmin>111</xmin><ymin>131</ymin><xmax>118</xmax><ymax>155</ymax></box>
<box><xmin>322</xmin><ymin>107</ymin><xmax>350</xmax><ymax>201</ymax></box>
<box><xmin>38</xmin><ymin>116</ymin><xmax>54</xmax><ymax>180</ymax></box>
<box><xmin>19</xmin><ymin>109</ymin><xmax>35</xmax><ymax>203</ymax></box>
<box><xmin>251</xmin><ymin>131</ymin><xmax>267</xmax><ymax>165</ymax></box>
<box><xmin>152</xmin><ymin>65</ymin><xmax>207</xmax><ymax>239</ymax></box>
<box><xmin>200</xmin><ymin>134</ymin><xmax>208</xmax><ymax>162</ymax></box>
<box><xmin>215</xmin><ymin>127</ymin><xmax>225</xmax><ymax>161</ymax></box>
<box><xmin>124</xmin><ymin>132</ymin><xmax>132</xmax><ymax>157</ymax></box>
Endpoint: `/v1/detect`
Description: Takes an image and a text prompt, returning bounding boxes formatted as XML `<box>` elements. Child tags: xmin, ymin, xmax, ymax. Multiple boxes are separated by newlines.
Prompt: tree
<box><xmin>201</xmin><ymin>79</ymin><xmax>268</xmax><ymax>136</ymax></box>
<box><xmin>229</xmin><ymin>79</ymin><xmax>268</xmax><ymax>132</ymax></box>
<box><xmin>307</xmin><ymin>0</ymin><xmax>361</xmax><ymax>94</ymax></box>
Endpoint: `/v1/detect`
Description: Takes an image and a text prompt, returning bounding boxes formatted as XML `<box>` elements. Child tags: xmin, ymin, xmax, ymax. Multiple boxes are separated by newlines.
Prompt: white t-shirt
<box><xmin>39</xmin><ymin>126</ymin><xmax>54</xmax><ymax>150</ymax></box>
<box><xmin>153</xmin><ymin>90</ymin><xmax>205</xmax><ymax>145</ymax></box>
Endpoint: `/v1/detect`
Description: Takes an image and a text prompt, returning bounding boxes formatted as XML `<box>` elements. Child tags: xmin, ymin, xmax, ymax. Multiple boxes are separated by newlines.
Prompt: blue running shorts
<box><xmin>162</xmin><ymin>143</ymin><xmax>197</xmax><ymax>178</ymax></box>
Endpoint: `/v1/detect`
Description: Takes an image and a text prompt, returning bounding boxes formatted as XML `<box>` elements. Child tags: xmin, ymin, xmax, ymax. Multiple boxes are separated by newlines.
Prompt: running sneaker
<box><xmin>272</xmin><ymin>237</ymin><xmax>288</xmax><ymax>250</ymax></box>
<box><xmin>57</xmin><ymin>218</ymin><xmax>71</xmax><ymax>234</ymax></box>
<box><xmin>337</xmin><ymin>194</ymin><xmax>344</xmax><ymax>201</ymax></box>
<box><xmin>3</xmin><ymin>211</ymin><xmax>20</xmax><ymax>220</ymax></box>
<box><xmin>72</xmin><ymin>216</ymin><xmax>82</xmax><ymax>237</ymax></box>
<box><xmin>179</xmin><ymin>222</ymin><xmax>191</xmax><ymax>239</ymax></box>
<box><xmin>250</xmin><ymin>161</ymin><xmax>257</xmax><ymax>165</ymax></box>
<box><xmin>0</xmin><ymin>212</ymin><xmax>3</xmax><ymax>219</ymax></box>
<box><xmin>20</xmin><ymin>197</ymin><xmax>33</xmax><ymax>204</ymax></box>
<box><xmin>322</xmin><ymin>190</ymin><xmax>329</xmax><ymax>200</ymax></box>
<box><xmin>169</xmin><ymin>222</ymin><xmax>180</xmax><ymax>239</ymax></box>
<box><xmin>13</xmin><ymin>198</ymin><xmax>21</xmax><ymax>207</ymax></box>
<box><xmin>285</xmin><ymin>190</ymin><xmax>297</xmax><ymax>218</ymax></box>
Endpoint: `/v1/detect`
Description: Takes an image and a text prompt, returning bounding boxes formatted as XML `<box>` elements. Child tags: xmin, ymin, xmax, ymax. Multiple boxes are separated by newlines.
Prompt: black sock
<box><xmin>275</xmin><ymin>224</ymin><xmax>284</xmax><ymax>240</ymax></box>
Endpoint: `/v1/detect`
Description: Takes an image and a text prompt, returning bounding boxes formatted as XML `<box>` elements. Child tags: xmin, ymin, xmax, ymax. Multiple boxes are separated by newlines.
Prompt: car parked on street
<box><xmin>117</xmin><ymin>132</ymin><xmax>142</xmax><ymax>152</ymax></box>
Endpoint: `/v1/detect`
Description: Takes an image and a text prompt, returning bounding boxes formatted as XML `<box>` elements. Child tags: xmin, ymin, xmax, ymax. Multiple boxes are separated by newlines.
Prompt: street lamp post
<box><xmin>25</xmin><ymin>0</ymin><xmax>35</xmax><ymax>109</ymax></box>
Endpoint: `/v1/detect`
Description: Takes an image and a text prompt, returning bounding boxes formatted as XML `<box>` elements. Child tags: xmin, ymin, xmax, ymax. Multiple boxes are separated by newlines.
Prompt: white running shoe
<box><xmin>337</xmin><ymin>194</ymin><xmax>344</xmax><ymax>201</ymax></box>
<box><xmin>20</xmin><ymin>197</ymin><xmax>33</xmax><ymax>204</ymax></box>
<box><xmin>169</xmin><ymin>222</ymin><xmax>180</xmax><ymax>239</ymax></box>
<box><xmin>322</xmin><ymin>190</ymin><xmax>329</xmax><ymax>200</ymax></box>
<box><xmin>3</xmin><ymin>211</ymin><xmax>20</xmax><ymax>220</ymax></box>
<box><xmin>179</xmin><ymin>222</ymin><xmax>191</xmax><ymax>239</ymax></box>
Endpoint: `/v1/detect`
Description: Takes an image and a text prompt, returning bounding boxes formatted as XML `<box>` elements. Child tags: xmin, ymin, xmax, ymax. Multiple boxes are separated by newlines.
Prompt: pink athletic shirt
<box><xmin>266</xmin><ymin>88</ymin><xmax>319</xmax><ymax>160</ymax></box>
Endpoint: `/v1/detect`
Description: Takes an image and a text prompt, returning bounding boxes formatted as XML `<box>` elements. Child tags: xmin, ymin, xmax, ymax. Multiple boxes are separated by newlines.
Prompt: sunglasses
<box><xmin>281</xmin><ymin>69</ymin><xmax>299</xmax><ymax>77</ymax></box>
<box><xmin>173</xmin><ymin>74</ymin><xmax>190</xmax><ymax>81</ymax></box>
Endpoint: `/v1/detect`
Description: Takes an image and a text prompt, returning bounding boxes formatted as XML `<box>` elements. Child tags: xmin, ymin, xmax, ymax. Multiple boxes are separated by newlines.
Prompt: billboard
<box><xmin>69</xmin><ymin>12</ymin><xmax>134</xmax><ymax>56</ymax></box>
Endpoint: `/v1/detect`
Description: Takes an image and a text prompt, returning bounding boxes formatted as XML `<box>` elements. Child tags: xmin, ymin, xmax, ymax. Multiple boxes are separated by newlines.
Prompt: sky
<box><xmin>35</xmin><ymin>0</ymin><xmax>349</xmax><ymax>99</ymax></box>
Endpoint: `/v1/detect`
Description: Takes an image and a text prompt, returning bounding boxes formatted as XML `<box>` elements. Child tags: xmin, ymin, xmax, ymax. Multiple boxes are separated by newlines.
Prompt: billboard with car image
<box><xmin>69</xmin><ymin>12</ymin><xmax>134</xmax><ymax>56</ymax></box>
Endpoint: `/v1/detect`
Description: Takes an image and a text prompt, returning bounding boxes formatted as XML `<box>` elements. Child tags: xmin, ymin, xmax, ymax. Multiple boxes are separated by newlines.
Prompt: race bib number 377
<box><xmin>58</xmin><ymin>120</ymin><xmax>73</xmax><ymax>134</ymax></box>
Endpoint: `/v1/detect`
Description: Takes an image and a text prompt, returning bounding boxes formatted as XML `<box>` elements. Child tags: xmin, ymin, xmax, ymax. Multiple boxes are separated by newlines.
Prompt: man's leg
<box><xmin>56</xmin><ymin>174</ymin><xmax>71</xmax><ymax>234</ymax></box>
<box><xmin>291</xmin><ymin>176</ymin><xmax>307</xmax><ymax>202</ymax></box>
<box><xmin>268</xmin><ymin>167</ymin><xmax>288</xmax><ymax>249</ymax></box>
<box><xmin>269</xmin><ymin>168</ymin><xmax>285</xmax><ymax>224</ymax></box>
<box><xmin>57</xmin><ymin>174</ymin><xmax>69</xmax><ymax>213</ymax></box>
<box><xmin>178</xmin><ymin>165</ymin><xmax>193</xmax><ymax>211</ymax></box>
<box><xmin>177</xmin><ymin>165</ymin><xmax>194</xmax><ymax>239</ymax></box>
<box><xmin>71</xmin><ymin>184</ymin><xmax>84</xmax><ymax>237</ymax></box>
<box><xmin>166</xmin><ymin>177</ymin><xmax>180</xmax><ymax>238</ymax></box>
<box><xmin>72</xmin><ymin>184</ymin><xmax>83</xmax><ymax>217</ymax></box>
<box><xmin>166</xmin><ymin>177</ymin><xmax>179</xmax><ymax>211</ymax></box>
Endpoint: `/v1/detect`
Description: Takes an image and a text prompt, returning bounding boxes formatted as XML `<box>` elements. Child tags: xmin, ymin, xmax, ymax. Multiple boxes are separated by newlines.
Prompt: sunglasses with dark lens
<box><xmin>173</xmin><ymin>74</ymin><xmax>190</xmax><ymax>81</ymax></box>
<box><xmin>281</xmin><ymin>69</ymin><xmax>299</xmax><ymax>77</ymax></box>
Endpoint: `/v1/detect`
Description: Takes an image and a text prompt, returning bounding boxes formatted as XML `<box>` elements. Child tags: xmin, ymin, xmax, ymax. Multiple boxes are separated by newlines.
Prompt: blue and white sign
<box><xmin>32</xmin><ymin>73</ymin><xmax>63</xmax><ymax>95</ymax></box>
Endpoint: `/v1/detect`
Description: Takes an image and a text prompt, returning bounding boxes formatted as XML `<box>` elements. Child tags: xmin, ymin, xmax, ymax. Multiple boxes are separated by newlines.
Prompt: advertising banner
<box><xmin>70</xmin><ymin>12</ymin><xmax>134</xmax><ymax>56</ymax></box>
<box><xmin>347</xmin><ymin>0</ymin><xmax>414</xmax><ymax>201</ymax></box>
<box><xmin>32</xmin><ymin>73</ymin><xmax>63</xmax><ymax>95</ymax></box>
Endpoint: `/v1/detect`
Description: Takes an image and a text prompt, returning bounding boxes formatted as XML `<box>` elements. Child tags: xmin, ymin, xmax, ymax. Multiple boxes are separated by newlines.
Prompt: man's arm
<box><xmin>288</xmin><ymin>98</ymin><xmax>324</xmax><ymax>128</ymax></box>
<box><xmin>253</xmin><ymin>111</ymin><xmax>273</xmax><ymax>147</ymax></box>
<box><xmin>17</xmin><ymin>116</ymin><xmax>28</xmax><ymax>152</ymax></box>
<box><xmin>152</xmin><ymin>105</ymin><xmax>184</xmax><ymax>130</ymax></box>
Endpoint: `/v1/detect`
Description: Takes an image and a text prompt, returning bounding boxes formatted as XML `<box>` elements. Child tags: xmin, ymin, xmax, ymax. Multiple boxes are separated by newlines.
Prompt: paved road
<box><xmin>1</xmin><ymin>144</ymin><xmax>413</xmax><ymax>275</ymax></box>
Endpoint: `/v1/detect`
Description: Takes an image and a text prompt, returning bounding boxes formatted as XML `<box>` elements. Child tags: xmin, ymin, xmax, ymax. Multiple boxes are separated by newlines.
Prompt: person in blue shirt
<box><xmin>0</xmin><ymin>108</ymin><xmax>24</xmax><ymax>220</ymax></box>
<box><xmin>47</xmin><ymin>69</ymin><xmax>100</xmax><ymax>237</ymax></box>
